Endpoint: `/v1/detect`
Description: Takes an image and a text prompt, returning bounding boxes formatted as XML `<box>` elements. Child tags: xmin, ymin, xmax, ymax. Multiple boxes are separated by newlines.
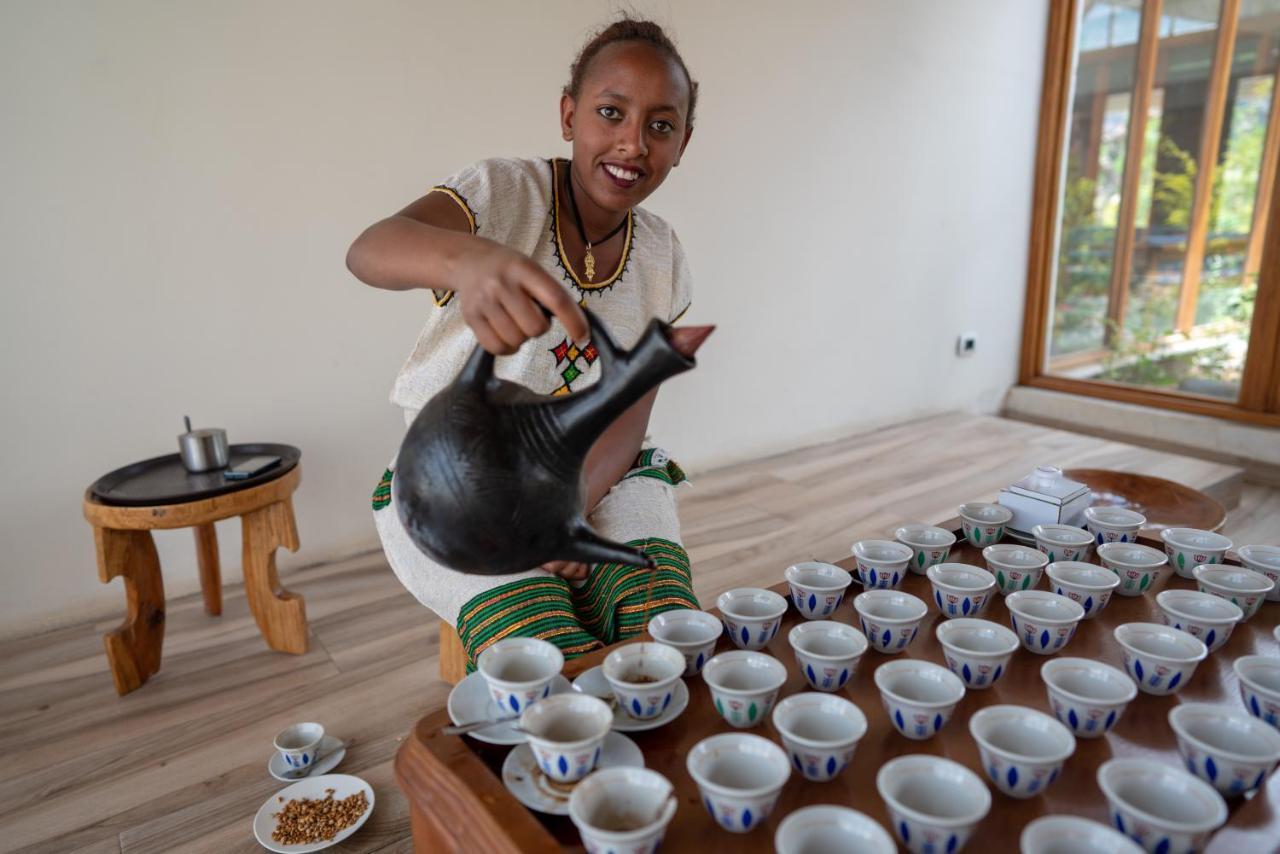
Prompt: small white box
<box><xmin>998</xmin><ymin>467</ymin><xmax>1091</xmax><ymax>535</ymax></box>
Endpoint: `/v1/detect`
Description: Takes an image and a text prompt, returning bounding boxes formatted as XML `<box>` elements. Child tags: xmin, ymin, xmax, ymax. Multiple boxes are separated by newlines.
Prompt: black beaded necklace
<box><xmin>564</xmin><ymin>162</ymin><xmax>629</xmax><ymax>282</ymax></box>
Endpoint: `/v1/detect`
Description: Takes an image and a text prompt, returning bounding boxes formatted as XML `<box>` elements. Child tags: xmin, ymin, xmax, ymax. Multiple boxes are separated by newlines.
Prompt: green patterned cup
<box><xmin>984</xmin><ymin>544</ymin><xmax>1049</xmax><ymax>595</ymax></box>
<box><xmin>959</xmin><ymin>503</ymin><xmax>1013</xmax><ymax>548</ymax></box>
<box><xmin>702</xmin><ymin>650</ymin><xmax>787</xmax><ymax>728</ymax></box>
<box><xmin>1161</xmin><ymin>528</ymin><xmax>1233</xmax><ymax>579</ymax></box>
<box><xmin>896</xmin><ymin>524</ymin><xmax>957</xmax><ymax>576</ymax></box>
<box><xmin>1193</xmin><ymin>565</ymin><xmax>1274</xmax><ymax>621</ymax></box>
<box><xmin>1098</xmin><ymin>542</ymin><xmax>1169</xmax><ymax>597</ymax></box>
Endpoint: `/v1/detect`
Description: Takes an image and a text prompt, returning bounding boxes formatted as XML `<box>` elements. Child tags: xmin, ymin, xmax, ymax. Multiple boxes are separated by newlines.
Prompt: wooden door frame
<box><xmin>1018</xmin><ymin>0</ymin><xmax>1280</xmax><ymax>429</ymax></box>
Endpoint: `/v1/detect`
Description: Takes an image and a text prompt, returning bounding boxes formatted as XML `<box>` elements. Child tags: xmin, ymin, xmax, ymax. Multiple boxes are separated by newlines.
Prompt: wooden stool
<box><xmin>83</xmin><ymin>459</ymin><xmax>307</xmax><ymax>695</ymax></box>
<box><xmin>439</xmin><ymin>623</ymin><xmax>468</xmax><ymax>685</ymax></box>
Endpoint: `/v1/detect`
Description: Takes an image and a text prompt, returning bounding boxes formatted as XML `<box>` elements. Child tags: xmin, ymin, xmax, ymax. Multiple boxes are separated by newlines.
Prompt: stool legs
<box><xmin>193</xmin><ymin>523</ymin><xmax>221</xmax><ymax>616</ymax></box>
<box><xmin>95</xmin><ymin>527</ymin><xmax>165</xmax><ymax>695</ymax></box>
<box><xmin>241</xmin><ymin>497</ymin><xmax>308</xmax><ymax>654</ymax></box>
<box><xmin>439</xmin><ymin>623</ymin><xmax>467</xmax><ymax>685</ymax></box>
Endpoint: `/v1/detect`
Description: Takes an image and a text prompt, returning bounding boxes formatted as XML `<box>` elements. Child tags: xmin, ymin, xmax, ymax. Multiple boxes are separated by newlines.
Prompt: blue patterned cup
<box><xmin>969</xmin><ymin>705</ymin><xmax>1076</xmax><ymax>799</ymax></box>
<box><xmin>876</xmin><ymin>755</ymin><xmax>991</xmax><ymax>854</ymax></box>
<box><xmin>476</xmin><ymin>636</ymin><xmax>564</xmax><ymax>716</ymax></box>
<box><xmin>1097</xmin><ymin>759</ymin><xmax>1227</xmax><ymax>854</ymax></box>
<box><xmin>702</xmin><ymin>650</ymin><xmax>787</xmax><ymax>729</ymax></box>
<box><xmin>601</xmin><ymin>641</ymin><xmax>685</xmax><ymax>721</ymax></box>
<box><xmin>1155</xmin><ymin>589</ymin><xmax>1242</xmax><ymax>653</ymax></box>
<box><xmin>1161</xmin><ymin>528</ymin><xmax>1232</xmax><ymax>579</ymax></box>
<box><xmin>926</xmin><ymin>563</ymin><xmax>996</xmax><ymax>619</ymax></box>
<box><xmin>1114</xmin><ymin>622</ymin><xmax>1207</xmax><ymax>696</ymax></box>
<box><xmin>895</xmin><ymin>524</ymin><xmax>956</xmax><ymax>576</ymax></box>
<box><xmin>1234</xmin><ymin>656</ymin><xmax>1280</xmax><ymax>731</ymax></box>
<box><xmin>569</xmin><ymin>767</ymin><xmax>677</xmax><ymax>853</ymax></box>
<box><xmin>687</xmin><ymin>733</ymin><xmax>790</xmax><ymax>833</ymax></box>
<box><xmin>935</xmin><ymin>618</ymin><xmax>1018</xmax><ymax>690</ymax></box>
<box><xmin>1006</xmin><ymin>591</ymin><xmax>1084</xmax><ymax>655</ymax></box>
<box><xmin>784</xmin><ymin>561</ymin><xmax>853</xmax><ymax>620</ymax></box>
<box><xmin>1020</xmin><ymin>816</ymin><xmax>1144</xmax><ymax>854</ymax></box>
<box><xmin>520</xmin><ymin>693</ymin><xmax>612</xmax><ymax>784</ymax></box>
<box><xmin>718</xmin><ymin>588</ymin><xmax>788</xmax><ymax>651</ymax></box>
<box><xmin>788</xmin><ymin>620</ymin><xmax>868</xmax><ymax>692</ymax></box>
<box><xmin>1169</xmin><ymin>703</ymin><xmax>1280</xmax><ymax>798</ymax></box>
<box><xmin>647</xmin><ymin>609</ymin><xmax>721</xmax><ymax>675</ymax></box>
<box><xmin>776</xmin><ymin>806</ymin><xmax>896</xmax><ymax>854</ymax></box>
<box><xmin>1084</xmin><ymin>506</ymin><xmax>1145</xmax><ymax>546</ymax></box>
<box><xmin>273</xmin><ymin>722</ymin><xmax>324</xmax><ymax>772</ymax></box>
<box><xmin>874</xmin><ymin>659</ymin><xmax>965</xmax><ymax>741</ymax></box>
<box><xmin>1041</xmin><ymin>657</ymin><xmax>1137</xmax><ymax>739</ymax></box>
<box><xmin>772</xmin><ymin>693</ymin><xmax>868</xmax><ymax>782</ymax></box>
<box><xmin>1045</xmin><ymin>561</ymin><xmax>1120</xmax><ymax>620</ymax></box>
<box><xmin>852</xmin><ymin>540</ymin><xmax>913</xmax><ymax>590</ymax></box>
<box><xmin>958</xmin><ymin>502</ymin><xmax>1013</xmax><ymax>548</ymax></box>
<box><xmin>854</xmin><ymin>590</ymin><xmax>928</xmax><ymax>654</ymax></box>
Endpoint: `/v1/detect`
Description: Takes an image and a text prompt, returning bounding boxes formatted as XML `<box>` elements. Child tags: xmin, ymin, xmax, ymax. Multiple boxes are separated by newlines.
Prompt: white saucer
<box><xmin>572</xmin><ymin>666</ymin><xmax>689</xmax><ymax>732</ymax></box>
<box><xmin>446</xmin><ymin>671</ymin><xmax>573</xmax><ymax>746</ymax></box>
<box><xmin>501</xmin><ymin>731</ymin><xmax>643</xmax><ymax>816</ymax></box>
<box><xmin>252</xmin><ymin>773</ymin><xmax>374</xmax><ymax>853</ymax></box>
<box><xmin>268</xmin><ymin>735</ymin><xmax>346</xmax><ymax>782</ymax></box>
<box><xmin>1005</xmin><ymin>528</ymin><xmax>1036</xmax><ymax>546</ymax></box>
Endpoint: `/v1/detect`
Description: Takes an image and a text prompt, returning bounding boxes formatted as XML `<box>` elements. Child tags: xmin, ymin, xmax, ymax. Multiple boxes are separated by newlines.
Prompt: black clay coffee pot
<box><xmin>394</xmin><ymin>308</ymin><xmax>712</xmax><ymax>576</ymax></box>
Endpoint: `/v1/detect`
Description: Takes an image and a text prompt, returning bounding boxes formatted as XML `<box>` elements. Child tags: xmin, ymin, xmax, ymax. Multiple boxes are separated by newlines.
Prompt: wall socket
<box><xmin>956</xmin><ymin>332</ymin><xmax>978</xmax><ymax>357</ymax></box>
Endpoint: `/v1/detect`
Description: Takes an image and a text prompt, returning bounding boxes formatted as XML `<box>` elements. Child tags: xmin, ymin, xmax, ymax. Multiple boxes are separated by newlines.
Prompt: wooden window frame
<box><xmin>1019</xmin><ymin>0</ymin><xmax>1280</xmax><ymax>428</ymax></box>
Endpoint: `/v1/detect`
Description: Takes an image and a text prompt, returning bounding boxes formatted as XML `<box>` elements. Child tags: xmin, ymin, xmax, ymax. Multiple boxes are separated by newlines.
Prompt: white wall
<box><xmin>0</xmin><ymin>0</ymin><xmax>1048</xmax><ymax>638</ymax></box>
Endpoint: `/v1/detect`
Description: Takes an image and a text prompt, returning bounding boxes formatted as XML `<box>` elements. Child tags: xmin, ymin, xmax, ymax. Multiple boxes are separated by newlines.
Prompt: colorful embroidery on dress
<box><xmin>549</xmin><ymin>337</ymin><xmax>599</xmax><ymax>396</ymax></box>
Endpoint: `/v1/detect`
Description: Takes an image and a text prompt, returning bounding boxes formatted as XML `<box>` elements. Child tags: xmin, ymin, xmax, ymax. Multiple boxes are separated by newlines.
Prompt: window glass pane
<box><xmin>1045</xmin><ymin>0</ymin><xmax>1278</xmax><ymax>401</ymax></box>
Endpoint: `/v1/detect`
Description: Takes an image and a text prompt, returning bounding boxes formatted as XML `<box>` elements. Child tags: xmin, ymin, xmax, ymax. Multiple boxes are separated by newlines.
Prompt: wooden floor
<box><xmin>1</xmin><ymin>414</ymin><xmax>1274</xmax><ymax>853</ymax></box>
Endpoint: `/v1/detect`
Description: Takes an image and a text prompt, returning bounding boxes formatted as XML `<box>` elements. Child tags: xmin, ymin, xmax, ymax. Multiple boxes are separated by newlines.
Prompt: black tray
<box><xmin>89</xmin><ymin>443</ymin><xmax>300</xmax><ymax>507</ymax></box>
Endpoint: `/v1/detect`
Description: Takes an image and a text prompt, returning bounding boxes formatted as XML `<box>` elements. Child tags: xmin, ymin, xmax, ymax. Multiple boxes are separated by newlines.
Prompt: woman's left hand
<box><xmin>542</xmin><ymin>560</ymin><xmax>590</xmax><ymax>581</ymax></box>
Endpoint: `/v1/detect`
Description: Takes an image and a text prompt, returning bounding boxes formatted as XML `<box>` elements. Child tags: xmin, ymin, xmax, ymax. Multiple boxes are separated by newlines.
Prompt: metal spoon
<box><xmin>440</xmin><ymin>716</ymin><xmax>528</xmax><ymax>737</ymax></box>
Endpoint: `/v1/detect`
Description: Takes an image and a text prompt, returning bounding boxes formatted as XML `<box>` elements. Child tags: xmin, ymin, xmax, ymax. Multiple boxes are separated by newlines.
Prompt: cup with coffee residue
<box><xmin>569</xmin><ymin>767</ymin><xmax>677</xmax><ymax>851</ymax></box>
<box><xmin>602</xmin><ymin>642</ymin><xmax>685</xmax><ymax>720</ymax></box>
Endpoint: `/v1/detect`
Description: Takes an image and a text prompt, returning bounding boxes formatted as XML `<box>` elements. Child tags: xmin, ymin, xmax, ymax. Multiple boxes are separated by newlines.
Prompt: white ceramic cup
<box><xmin>969</xmin><ymin>704</ymin><xmax>1076</xmax><ymax>799</ymax></box>
<box><xmin>874</xmin><ymin>659</ymin><xmax>966</xmax><ymax>741</ymax></box>
<box><xmin>647</xmin><ymin>609</ymin><xmax>722</xmax><ymax>676</ymax></box>
<box><xmin>771</xmin><ymin>693</ymin><xmax>868</xmax><ymax>782</ymax></box>
<box><xmin>876</xmin><ymin>754</ymin><xmax>992</xmax><ymax>854</ymax></box>
<box><xmin>1169</xmin><ymin>702</ymin><xmax>1280</xmax><ymax>798</ymax></box>
<box><xmin>852</xmin><ymin>539</ymin><xmax>914</xmax><ymax>590</ymax></box>
<box><xmin>1238</xmin><ymin>544</ymin><xmax>1280</xmax><ymax>602</ymax></box>
<box><xmin>1160</xmin><ymin>528</ymin><xmax>1232</xmax><ymax>578</ymax></box>
<box><xmin>273</xmin><ymin>722</ymin><xmax>325</xmax><ymax>772</ymax></box>
<box><xmin>1084</xmin><ymin>506</ymin><xmax>1146</xmax><ymax>546</ymax></box>
<box><xmin>958</xmin><ymin>502</ymin><xmax>1013</xmax><ymax>548</ymax></box>
<box><xmin>926</xmin><ymin>563</ymin><xmax>997</xmax><ymax>619</ymax></box>
<box><xmin>569</xmin><ymin>767</ymin><xmax>677</xmax><ymax>853</ymax></box>
<box><xmin>983</xmin><ymin>544</ymin><xmax>1049</xmax><ymax>595</ymax></box>
<box><xmin>1005</xmin><ymin>590</ymin><xmax>1084</xmax><ymax>655</ymax></box>
<box><xmin>687</xmin><ymin>732</ymin><xmax>790</xmax><ymax>833</ymax></box>
<box><xmin>1032</xmin><ymin>524</ymin><xmax>1094</xmax><ymax>564</ymax></box>
<box><xmin>935</xmin><ymin>618</ymin><xmax>1019</xmax><ymax>690</ymax></box>
<box><xmin>775</xmin><ymin>805</ymin><xmax>896</xmax><ymax>854</ymax></box>
<box><xmin>601</xmin><ymin>641</ymin><xmax>685</xmax><ymax>721</ymax></box>
<box><xmin>1234</xmin><ymin>655</ymin><xmax>1280</xmax><ymax>731</ymax></box>
<box><xmin>788</xmin><ymin>620</ymin><xmax>868</xmax><ymax>692</ymax></box>
<box><xmin>895</xmin><ymin>524</ymin><xmax>957</xmax><ymax>576</ymax></box>
<box><xmin>1096</xmin><ymin>758</ymin><xmax>1227</xmax><ymax>854</ymax></box>
<box><xmin>476</xmin><ymin>636</ymin><xmax>564</xmax><ymax>716</ymax></box>
<box><xmin>520</xmin><ymin>693</ymin><xmax>613</xmax><ymax>784</ymax></box>
<box><xmin>1020</xmin><ymin>815</ymin><xmax>1143</xmax><ymax>854</ymax></box>
<box><xmin>1113</xmin><ymin>622</ymin><xmax>1207</xmax><ymax>696</ymax></box>
<box><xmin>1154</xmin><ymin>589</ymin><xmax>1243</xmax><ymax>653</ymax></box>
<box><xmin>1192</xmin><ymin>565</ymin><xmax>1274</xmax><ymax>621</ymax></box>
<box><xmin>701</xmin><ymin>650</ymin><xmax>787</xmax><ymax>729</ymax></box>
<box><xmin>1040</xmin><ymin>657</ymin><xmax>1137</xmax><ymax>739</ymax></box>
<box><xmin>717</xmin><ymin>587</ymin><xmax>788</xmax><ymax>651</ymax></box>
<box><xmin>1045</xmin><ymin>560</ymin><xmax>1120</xmax><ymax>620</ymax></box>
<box><xmin>853</xmin><ymin>590</ymin><xmax>928</xmax><ymax>654</ymax></box>
<box><xmin>1097</xmin><ymin>542</ymin><xmax>1168</xmax><ymax>597</ymax></box>
<box><xmin>784</xmin><ymin>561</ymin><xmax>853</xmax><ymax>620</ymax></box>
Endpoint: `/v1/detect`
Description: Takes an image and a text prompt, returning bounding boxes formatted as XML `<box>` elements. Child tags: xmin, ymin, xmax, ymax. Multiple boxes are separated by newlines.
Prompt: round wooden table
<box><xmin>83</xmin><ymin>445</ymin><xmax>306</xmax><ymax>695</ymax></box>
<box><xmin>1064</xmin><ymin>468</ymin><xmax>1228</xmax><ymax>534</ymax></box>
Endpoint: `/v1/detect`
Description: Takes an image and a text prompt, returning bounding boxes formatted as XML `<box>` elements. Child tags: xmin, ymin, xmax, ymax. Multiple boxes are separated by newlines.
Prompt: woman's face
<box><xmin>560</xmin><ymin>41</ymin><xmax>693</xmax><ymax>216</ymax></box>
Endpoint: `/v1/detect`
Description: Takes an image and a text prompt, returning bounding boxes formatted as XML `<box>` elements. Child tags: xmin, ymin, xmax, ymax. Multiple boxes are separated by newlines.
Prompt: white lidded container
<box><xmin>998</xmin><ymin>466</ymin><xmax>1092</xmax><ymax>538</ymax></box>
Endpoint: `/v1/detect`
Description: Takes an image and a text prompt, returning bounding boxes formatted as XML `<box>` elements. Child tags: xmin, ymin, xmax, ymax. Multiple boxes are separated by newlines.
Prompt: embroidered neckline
<box><xmin>549</xmin><ymin>158</ymin><xmax>633</xmax><ymax>293</ymax></box>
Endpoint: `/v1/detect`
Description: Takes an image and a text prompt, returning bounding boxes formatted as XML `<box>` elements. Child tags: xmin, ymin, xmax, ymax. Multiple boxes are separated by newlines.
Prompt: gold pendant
<box><xmin>584</xmin><ymin>245</ymin><xmax>596</xmax><ymax>282</ymax></box>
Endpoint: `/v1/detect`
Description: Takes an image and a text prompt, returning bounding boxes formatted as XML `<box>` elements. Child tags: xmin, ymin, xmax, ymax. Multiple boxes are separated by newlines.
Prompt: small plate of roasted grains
<box><xmin>252</xmin><ymin>773</ymin><xmax>374</xmax><ymax>852</ymax></box>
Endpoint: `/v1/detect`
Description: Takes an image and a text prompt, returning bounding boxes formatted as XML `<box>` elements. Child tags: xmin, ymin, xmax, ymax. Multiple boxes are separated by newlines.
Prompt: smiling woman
<box><xmin>345</xmin><ymin>15</ymin><xmax>704</xmax><ymax>670</ymax></box>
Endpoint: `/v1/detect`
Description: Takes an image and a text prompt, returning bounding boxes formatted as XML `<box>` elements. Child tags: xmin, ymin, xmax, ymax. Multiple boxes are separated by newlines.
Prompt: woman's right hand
<box><xmin>454</xmin><ymin>241</ymin><xmax>589</xmax><ymax>355</ymax></box>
